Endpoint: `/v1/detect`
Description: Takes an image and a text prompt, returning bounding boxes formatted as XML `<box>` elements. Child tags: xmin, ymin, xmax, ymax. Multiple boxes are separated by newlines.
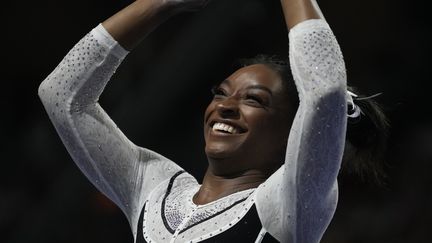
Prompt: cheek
<box><xmin>243</xmin><ymin>110</ymin><xmax>276</xmax><ymax>137</ymax></box>
<box><xmin>243</xmin><ymin>107</ymin><xmax>274</xmax><ymax>126</ymax></box>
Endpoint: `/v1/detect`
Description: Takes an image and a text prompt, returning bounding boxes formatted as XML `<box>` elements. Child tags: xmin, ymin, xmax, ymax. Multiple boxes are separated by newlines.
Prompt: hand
<box><xmin>103</xmin><ymin>0</ymin><xmax>212</xmax><ymax>50</ymax></box>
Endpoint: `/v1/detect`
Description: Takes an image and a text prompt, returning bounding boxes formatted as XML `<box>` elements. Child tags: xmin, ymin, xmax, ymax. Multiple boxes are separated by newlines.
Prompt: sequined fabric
<box><xmin>39</xmin><ymin>18</ymin><xmax>347</xmax><ymax>243</ymax></box>
<box><xmin>142</xmin><ymin>171</ymin><xmax>257</xmax><ymax>242</ymax></box>
<box><xmin>38</xmin><ymin>25</ymin><xmax>183</xmax><ymax>239</ymax></box>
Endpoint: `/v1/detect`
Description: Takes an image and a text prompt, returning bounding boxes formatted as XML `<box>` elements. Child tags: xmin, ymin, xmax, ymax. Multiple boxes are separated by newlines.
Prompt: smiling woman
<box><xmin>203</xmin><ymin>64</ymin><xmax>293</xmax><ymax>179</ymax></box>
<box><xmin>37</xmin><ymin>0</ymin><xmax>385</xmax><ymax>242</ymax></box>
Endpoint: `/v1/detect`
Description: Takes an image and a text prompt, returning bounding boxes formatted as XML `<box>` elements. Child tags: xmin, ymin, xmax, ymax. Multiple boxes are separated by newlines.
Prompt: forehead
<box><xmin>223</xmin><ymin>64</ymin><xmax>283</xmax><ymax>92</ymax></box>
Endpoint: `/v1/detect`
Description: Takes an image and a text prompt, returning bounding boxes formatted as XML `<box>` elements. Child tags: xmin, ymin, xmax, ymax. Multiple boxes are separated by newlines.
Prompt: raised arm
<box><xmin>102</xmin><ymin>0</ymin><xmax>210</xmax><ymax>50</ymax></box>
<box><xmin>256</xmin><ymin>0</ymin><xmax>347</xmax><ymax>242</ymax></box>
<box><xmin>38</xmin><ymin>0</ymin><xmax>208</xmax><ymax>237</ymax></box>
<box><xmin>280</xmin><ymin>0</ymin><xmax>322</xmax><ymax>28</ymax></box>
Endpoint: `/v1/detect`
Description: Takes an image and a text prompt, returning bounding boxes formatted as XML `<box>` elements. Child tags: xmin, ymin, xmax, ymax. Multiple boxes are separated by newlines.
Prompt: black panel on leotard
<box><xmin>199</xmin><ymin>205</ymin><xmax>279</xmax><ymax>243</ymax></box>
<box><xmin>136</xmin><ymin>203</ymin><xmax>279</xmax><ymax>242</ymax></box>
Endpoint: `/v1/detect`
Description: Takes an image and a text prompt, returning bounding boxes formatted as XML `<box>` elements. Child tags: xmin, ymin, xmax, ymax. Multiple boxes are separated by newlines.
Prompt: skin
<box><xmin>102</xmin><ymin>0</ymin><xmax>212</xmax><ymax>50</ymax></box>
<box><xmin>195</xmin><ymin>64</ymin><xmax>293</xmax><ymax>204</ymax></box>
<box><xmin>101</xmin><ymin>0</ymin><xmax>322</xmax><ymax>204</ymax></box>
<box><xmin>102</xmin><ymin>0</ymin><xmax>321</xmax><ymax>50</ymax></box>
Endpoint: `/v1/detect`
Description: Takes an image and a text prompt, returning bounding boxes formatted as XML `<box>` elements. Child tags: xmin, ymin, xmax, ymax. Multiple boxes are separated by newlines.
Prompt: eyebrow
<box><xmin>221</xmin><ymin>79</ymin><xmax>273</xmax><ymax>95</ymax></box>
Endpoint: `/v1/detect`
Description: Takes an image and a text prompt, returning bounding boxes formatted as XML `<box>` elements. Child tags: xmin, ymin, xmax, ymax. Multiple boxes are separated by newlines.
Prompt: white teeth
<box><xmin>228</xmin><ymin>127</ymin><xmax>234</xmax><ymax>133</ymax></box>
<box><xmin>212</xmin><ymin>122</ymin><xmax>239</xmax><ymax>134</ymax></box>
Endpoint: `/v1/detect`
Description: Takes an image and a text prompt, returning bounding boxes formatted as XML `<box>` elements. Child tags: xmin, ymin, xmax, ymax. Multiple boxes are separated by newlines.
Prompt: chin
<box><xmin>204</xmin><ymin>134</ymin><xmax>246</xmax><ymax>159</ymax></box>
<box><xmin>205</xmin><ymin>145</ymin><xmax>235</xmax><ymax>159</ymax></box>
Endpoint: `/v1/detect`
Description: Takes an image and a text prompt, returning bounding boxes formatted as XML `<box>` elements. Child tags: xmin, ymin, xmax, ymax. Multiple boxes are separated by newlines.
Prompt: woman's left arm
<box><xmin>255</xmin><ymin>1</ymin><xmax>347</xmax><ymax>242</ymax></box>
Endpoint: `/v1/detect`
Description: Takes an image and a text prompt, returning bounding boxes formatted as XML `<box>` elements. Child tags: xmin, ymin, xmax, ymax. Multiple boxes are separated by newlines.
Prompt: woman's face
<box><xmin>204</xmin><ymin>64</ymin><xmax>295</xmax><ymax>175</ymax></box>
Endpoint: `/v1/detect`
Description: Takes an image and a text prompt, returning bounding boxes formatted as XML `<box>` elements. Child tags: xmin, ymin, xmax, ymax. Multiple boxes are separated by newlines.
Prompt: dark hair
<box><xmin>237</xmin><ymin>55</ymin><xmax>390</xmax><ymax>185</ymax></box>
<box><xmin>343</xmin><ymin>87</ymin><xmax>390</xmax><ymax>185</ymax></box>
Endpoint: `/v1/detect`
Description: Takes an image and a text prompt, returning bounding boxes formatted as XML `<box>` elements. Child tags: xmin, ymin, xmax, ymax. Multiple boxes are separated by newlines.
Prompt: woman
<box><xmin>38</xmin><ymin>0</ymin><xmax>387</xmax><ymax>242</ymax></box>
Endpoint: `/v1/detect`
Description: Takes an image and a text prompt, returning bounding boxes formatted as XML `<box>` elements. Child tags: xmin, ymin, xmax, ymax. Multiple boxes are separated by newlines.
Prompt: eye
<box><xmin>211</xmin><ymin>86</ymin><xmax>227</xmax><ymax>99</ymax></box>
<box><xmin>245</xmin><ymin>95</ymin><xmax>265</xmax><ymax>106</ymax></box>
<box><xmin>246</xmin><ymin>95</ymin><xmax>262</xmax><ymax>103</ymax></box>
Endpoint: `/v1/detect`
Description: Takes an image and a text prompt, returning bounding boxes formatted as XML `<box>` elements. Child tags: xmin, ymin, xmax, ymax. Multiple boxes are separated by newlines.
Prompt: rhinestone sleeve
<box><xmin>256</xmin><ymin>19</ymin><xmax>347</xmax><ymax>243</ymax></box>
<box><xmin>38</xmin><ymin>24</ymin><xmax>182</xmax><ymax>237</ymax></box>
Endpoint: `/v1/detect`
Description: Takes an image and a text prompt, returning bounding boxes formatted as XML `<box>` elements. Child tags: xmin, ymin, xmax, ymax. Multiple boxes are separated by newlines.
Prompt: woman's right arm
<box><xmin>38</xmin><ymin>0</ymin><xmax>208</xmax><ymax>237</ymax></box>
<box><xmin>102</xmin><ymin>0</ymin><xmax>210</xmax><ymax>50</ymax></box>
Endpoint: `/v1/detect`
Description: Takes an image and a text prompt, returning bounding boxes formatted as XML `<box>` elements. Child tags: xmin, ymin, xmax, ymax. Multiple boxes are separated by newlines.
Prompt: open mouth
<box><xmin>211</xmin><ymin>122</ymin><xmax>245</xmax><ymax>135</ymax></box>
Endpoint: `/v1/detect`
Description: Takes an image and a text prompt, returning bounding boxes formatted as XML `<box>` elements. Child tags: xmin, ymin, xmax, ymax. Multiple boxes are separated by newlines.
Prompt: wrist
<box><xmin>136</xmin><ymin>0</ymin><xmax>190</xmax><ymax>15</ymax></box>
<box><xmin>280</xmin><ymin>0</ymin><xmax>321</xmax><ymax>29</ymax></box>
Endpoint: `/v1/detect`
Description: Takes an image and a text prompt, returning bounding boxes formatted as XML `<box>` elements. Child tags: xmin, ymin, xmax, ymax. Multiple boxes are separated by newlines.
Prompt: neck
<box><xmin>193</xmin><ymin>167</ymin><xmax>267</xmax><ymax>205</ymax></box>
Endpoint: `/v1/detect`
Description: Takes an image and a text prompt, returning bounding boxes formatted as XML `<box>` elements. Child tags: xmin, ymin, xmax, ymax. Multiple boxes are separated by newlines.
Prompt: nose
<box><xmin>216</xmin><ymin>97</ymin><xmax>240</xmax><ymax>118</ymax></box>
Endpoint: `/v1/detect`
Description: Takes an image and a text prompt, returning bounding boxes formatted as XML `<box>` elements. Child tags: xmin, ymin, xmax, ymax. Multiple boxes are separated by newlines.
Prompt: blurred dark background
<box><xmin>1</xmin><ymin>0</ymin><xmax>431</xmax><ymax>242</ymax></box>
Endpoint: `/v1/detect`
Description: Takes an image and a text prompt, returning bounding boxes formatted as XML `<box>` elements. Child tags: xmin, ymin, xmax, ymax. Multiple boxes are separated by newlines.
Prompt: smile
<box><xmin>212</xmin><ymin>122</ymin><xmax>240</xmax><ymax>134</ymax></box>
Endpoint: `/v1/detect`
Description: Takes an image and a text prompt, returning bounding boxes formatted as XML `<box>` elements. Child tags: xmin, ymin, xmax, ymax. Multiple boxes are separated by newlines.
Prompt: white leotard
<box><xmin>39</xmin><ymin>18</ymin><xmax>347</xmax><ymax>243</ymax></box>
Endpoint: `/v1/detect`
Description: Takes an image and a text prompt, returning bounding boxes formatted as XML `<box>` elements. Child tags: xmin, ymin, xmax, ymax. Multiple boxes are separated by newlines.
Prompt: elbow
<box><xmin>37</xmin><ymin>77</ymin><xmax>68</xmax><ymax>112</ymax></box>
<box><xmin>38</xmin><ymin>77</ymin><xmax>63</xmax><ymax>109</ymax></box>
<box><xmin>38</xmin><ymin>80</ymin><xmax>58</xmax><ymax>118</ymax></box>
<box><xmin>38</xmin><ymin>80</ymin><xmax>51</xmax><ymax>105</ymax></box>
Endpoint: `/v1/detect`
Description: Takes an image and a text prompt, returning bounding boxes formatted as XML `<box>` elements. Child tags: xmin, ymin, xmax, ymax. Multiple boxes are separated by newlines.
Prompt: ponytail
<box><xmin>342</xmin><ymin>87</ymin><xmax>390</xmax><ymax>185</ymax></box>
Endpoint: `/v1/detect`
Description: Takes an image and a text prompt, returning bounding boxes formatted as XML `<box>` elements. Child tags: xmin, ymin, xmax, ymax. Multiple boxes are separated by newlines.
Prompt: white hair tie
<box><xmin>347</xmin><ymin>91</ymin><xmax>383</xmax><ymax>119</ymax></box>
<box><xmin>347</xmin><ymin>91</ymin><xmax>362</xmax><ymax>119</ymax></box>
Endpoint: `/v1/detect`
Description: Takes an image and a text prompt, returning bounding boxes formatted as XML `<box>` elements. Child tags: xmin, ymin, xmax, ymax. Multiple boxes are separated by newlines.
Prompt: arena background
<box><xmin>2</xmin><ymin>0</ymin><xmax>431</xmax><ymax>242</ymax></box>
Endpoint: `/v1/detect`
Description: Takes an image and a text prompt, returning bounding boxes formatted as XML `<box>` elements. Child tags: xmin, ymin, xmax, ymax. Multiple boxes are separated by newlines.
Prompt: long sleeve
<box><xmin>38</xmin><ymin>24</ymin><xmax>183</xmax><ymax>238</ymax></box>
<box><xmin>255</xmin><ymin>19</ymin><xmax>347</xmax><ymax>242</ymax></box>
